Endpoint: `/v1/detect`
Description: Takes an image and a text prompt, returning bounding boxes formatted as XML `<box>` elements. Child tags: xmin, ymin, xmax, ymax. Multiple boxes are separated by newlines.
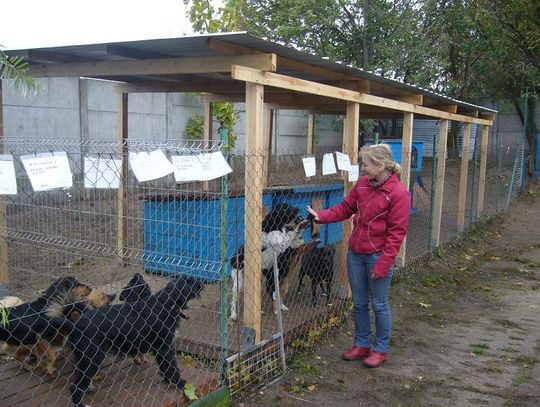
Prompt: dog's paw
<box><xmin>46</xmin><ymin>367</ymin><xmax>59</xmax><ymax>377</ymax></box>
<box><xmin>133</xmin><ymin>354</ymin><xmax>146</xmax><ymax>365</ymax></box>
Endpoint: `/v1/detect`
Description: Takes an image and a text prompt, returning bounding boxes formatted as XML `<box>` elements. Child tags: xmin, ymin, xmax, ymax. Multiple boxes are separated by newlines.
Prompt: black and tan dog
<box><xmin>49</xmin><ymin>275</ymin><xmax>204</xmax><ymax>407</ymax></box>
<box><xmin>0</xmin><ymin>276</ymin><xmax>114</xmax><ymax>376</ymax></box>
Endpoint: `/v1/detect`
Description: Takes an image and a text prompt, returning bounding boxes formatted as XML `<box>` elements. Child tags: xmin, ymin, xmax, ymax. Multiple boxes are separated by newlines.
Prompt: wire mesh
<box><xmin>0</xmin><ymin>138</ymin><xmax>226</xmax><ymax>406</ymax></box>
<box><xmin>0</xmin><ymin>129</ymin><xmax>528</xmax><ymax>405</ymax></box>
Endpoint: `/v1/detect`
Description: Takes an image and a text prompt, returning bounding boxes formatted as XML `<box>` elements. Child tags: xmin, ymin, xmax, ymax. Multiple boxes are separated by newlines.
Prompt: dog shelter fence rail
<box><xmin>0</xmin><ymin>134</ymin><xmax>526</xmax><ymax>405</ymax></box>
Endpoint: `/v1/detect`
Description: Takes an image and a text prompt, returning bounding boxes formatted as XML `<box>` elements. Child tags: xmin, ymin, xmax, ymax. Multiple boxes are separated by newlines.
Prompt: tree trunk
<box><xmin>447</xmin><ymin>121</ymin><xmax>460</xmax><ymax>159</ymax></box>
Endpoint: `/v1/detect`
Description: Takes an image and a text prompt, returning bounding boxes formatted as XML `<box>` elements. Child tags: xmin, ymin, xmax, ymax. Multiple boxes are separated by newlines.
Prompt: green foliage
<box><xmin>185</xmin><ymin>113</ymin><xmax>205</xmax><ymax>140</ymax></box>
<box><xmin>0</xmin><ymin>306</ymin><xmax>8</xmax><ymax>328</ymax></box>
<box><xmin>214</xmin><ymin>102</ymin><xmax>238</xmax><ymax>148</ymax></box>
<box><xmin>183</xmin><ymin>0</ymin><xmax>240</xmax><ymax>33</ymax></box>
<box><xmin>0</xmin><ymin>47</ymin><xmax>40</xmax><ymax>96</ymax></box>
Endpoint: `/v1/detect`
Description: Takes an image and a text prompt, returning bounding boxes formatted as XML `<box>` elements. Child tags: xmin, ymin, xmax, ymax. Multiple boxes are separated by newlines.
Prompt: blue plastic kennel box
<box><xmin>371</xmin><ymin>140</ymin><xmax>424</xmax><ymax>172</ymax></box>
<box><xmin>143</xmin><ymin>184</ymin><xmax>344</xmax><ymax>281</ymax></box>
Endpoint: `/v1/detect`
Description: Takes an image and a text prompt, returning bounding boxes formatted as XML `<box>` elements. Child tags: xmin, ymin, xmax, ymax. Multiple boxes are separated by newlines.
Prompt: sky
<box><xmin>0</xmin><ymin>0</ymin><xmax>196</xmax><ymax>50</ymax></box>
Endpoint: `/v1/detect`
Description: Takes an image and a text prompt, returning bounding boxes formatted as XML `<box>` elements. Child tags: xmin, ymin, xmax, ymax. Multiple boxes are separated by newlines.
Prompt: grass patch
<box><xmin>471</xmin><ymin>343</ymin><xmax>490</xmax><ymax>356</ymax></box>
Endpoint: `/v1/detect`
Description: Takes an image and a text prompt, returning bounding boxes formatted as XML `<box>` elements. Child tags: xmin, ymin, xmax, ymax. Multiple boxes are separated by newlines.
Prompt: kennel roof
<box><xmin>5</xmin><ymin>31</ymin><xmax>496</xmax><ymax>122</ymax></box>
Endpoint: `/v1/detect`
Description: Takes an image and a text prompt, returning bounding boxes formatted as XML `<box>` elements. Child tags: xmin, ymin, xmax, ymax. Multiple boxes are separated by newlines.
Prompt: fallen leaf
<box><xmin>307</xmin><ymin>385</ymin><xmax>317</xmax><ymax>391</ymax></box>
<box><xmin>404</xmin><ymin>383</ymin><xmax>411</xmax><ymax>389</ymax></box>
<box><xmin>183</xmin><ymin>383</ymin><xmax>198</xmax><ymax>401</ymax></box>
<box><xmin>418</xmin><ymin>302</ymin><xmax>432</xmax><ymax>308</ymax></box>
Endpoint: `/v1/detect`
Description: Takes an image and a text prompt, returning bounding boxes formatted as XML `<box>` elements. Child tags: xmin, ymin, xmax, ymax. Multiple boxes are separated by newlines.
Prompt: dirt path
<box><xmin>240</xmin><ymin>181</ymin><xmax>540</xmax><ymax>407</ymax></box>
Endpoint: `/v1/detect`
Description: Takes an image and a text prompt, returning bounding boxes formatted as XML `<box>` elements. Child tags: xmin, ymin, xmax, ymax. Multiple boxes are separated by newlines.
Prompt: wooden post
<box><xmin>397</xmin><ymin>112</ymin><xmax>414</xmax><ymax>267</ymax></box>
<box><xmin>338</xmin><ymin>102</ymin><xmax>359</xmax><ymax>300</ymax></box>
<box><xmin>263</xmin><ymin>108</ymin><xmax>274</xmax><ymax>187</ymax></box>
<box><xmin>307</xmin><ymin>112</ymin><xmax>315</xmax><ymax>155</ymax></box>
<box><xmin>457</xmin><ymin>123</ymin><xmax>471</xmax><ymax>232</ymax></box>
<box><xmin>244</xmin><ymin>82</ymin><xmax>264</xmax><ymax>343</ymax></box>
<box><xmin>430</xmin><ymin>119</ymin><xmax>449</xmax><ymax>249</ymax></box>
<box><xmin>476</xmin><ymin>125</ymin><xmax>489</xmax><ymax>218</ymax></box>
<box><xmin>0</xmin><ymin>81</ymin><xmax>9</xmax><ymax>284</ymax></box>
<box><xmin>202</xmin><ymin>102</ymin><xmax>213</xmax><ymax>192</ymax></box>
<box><xmin>116</xmin><ymin>93</ymin><xmax>129</xmax><ymax>263</ymax></box>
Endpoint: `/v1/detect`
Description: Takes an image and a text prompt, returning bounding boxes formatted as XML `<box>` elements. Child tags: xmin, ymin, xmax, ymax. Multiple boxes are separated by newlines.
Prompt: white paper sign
<box><xmin>199</xmin><ymin>151</ymin><xmax>233</xmax><ymax>181</ymax></box>
<box><xmin>302</xmin><ymin>157</ymin><xmax>316</xmax><ymax>177</ymax></box>
<box><xmin>21</xmin><ymin>151</ymin><xmax>73</xmax><ymax>192</ymax></box>
<box><xmin>129</xmin><ymin>150</ymin><xmax>174</xmax><ymax>182</ymax></box>
<box><xmin>348</xmin><ymin>164</ymin><xmax>359</xmax><ymax>182</ymax></box>
<box><xmin>172</xmin><ymin>151</ymin><xmax>232</xmax><ymax>182</ymax></box>
<box><xmin>84</xmin><ymin>157</ymin><xmax>122</xmax><ymax>189</ymax></box>
<box><xmin>0</xmin><ymin>155</ymin><xmax>17</xmax><ymax>195</ymax></box>
<box><xmin>171</xmin><ymin>155</ymin><xmax>204</xmax><ymax>182</ymax></box>
<box><xmin>322</xmin><ymin>153</ymin><xmax>337</xmax><ymax>175</ymax></box>
<box><xmin>335</xmin><ymin>151</ymin><xmax>351</xmax><ymax>171</ymax></box>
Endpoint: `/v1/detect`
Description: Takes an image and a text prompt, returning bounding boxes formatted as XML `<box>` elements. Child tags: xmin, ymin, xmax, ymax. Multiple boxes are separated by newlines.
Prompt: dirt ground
<box><xmin>239</xmin><ymin>180</ymin><xmax>540</xmax><ymax>407</ymax></box>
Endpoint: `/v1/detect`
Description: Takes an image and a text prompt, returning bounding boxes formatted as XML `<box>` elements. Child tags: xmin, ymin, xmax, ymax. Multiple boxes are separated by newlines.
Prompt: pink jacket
<box><xmin>317</xmin><ymin>173</ymin><xmax>411</xmax><ymax>278</ymax></box>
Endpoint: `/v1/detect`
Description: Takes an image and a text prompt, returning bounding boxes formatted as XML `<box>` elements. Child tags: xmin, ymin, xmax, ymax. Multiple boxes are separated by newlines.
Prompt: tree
<box><xmin>0</xmin><ymin>46</ymin><xmax>39</xmax><ymax>96</ymax></box>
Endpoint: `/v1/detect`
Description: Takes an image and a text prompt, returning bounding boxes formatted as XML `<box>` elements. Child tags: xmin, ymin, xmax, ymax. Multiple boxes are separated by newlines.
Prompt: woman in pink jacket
<box><xmin>308</xmin><ymin>143</ymin><xmax>411</xmax><ymax>367</ymax></box>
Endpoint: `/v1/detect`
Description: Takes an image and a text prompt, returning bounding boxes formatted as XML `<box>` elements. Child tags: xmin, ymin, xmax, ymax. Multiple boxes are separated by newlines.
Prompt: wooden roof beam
<box><xmin>426</xmin><ymin>104</ymin><xmax>458</xmax><ymax>113</ymax></box>
<box><xmin>115</xmin><ymin>79</ymin><xmax>245</xmax><ymax>94</ymax></box>
<box><xmin>209</xmin><ymin>38</ymin><xmax>348</xmax><ymax>81</ymax></box>
<box><xmin>391</xmin><ymin>94</ymin><xmax>423</xmax><ymax>105</ymax></box>
<box><xmin>28</xmin><ymin>53</ymin><xmax>277</xmax><ymax>78</ymax></box>
<box><xmin>231</xmin><ymin>65</ymin><xmax>494</xmax><ymax>126</ymax></box>
<box><xmin>19</xmin><ymin>50</ymin><xmax>94</xmax><ymax>64</ymax></box>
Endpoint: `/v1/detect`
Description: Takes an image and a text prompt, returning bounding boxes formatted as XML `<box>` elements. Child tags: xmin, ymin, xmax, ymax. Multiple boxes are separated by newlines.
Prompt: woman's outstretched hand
<box><xmin>307</xmin><ymin>206</ymin><xmax>319</xmax><ymax>222</ymax></box>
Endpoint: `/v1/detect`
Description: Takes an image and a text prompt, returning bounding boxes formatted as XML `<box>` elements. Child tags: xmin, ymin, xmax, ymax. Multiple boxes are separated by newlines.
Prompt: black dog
<box><xmin>118</xmin><ymin>272</ymin><xmax>153</xmax><ymax>365</ymax></box>
<box><xmin>119</xmin><ymin>272</ymin><xmax>152</xmax><ymax>303</ymax></box>
<box><xmin>49</xmin><ymin>275</ymin><xmax>204</xmax><ymax>407</ymax></box>
<box><xmin>297</xmin><ymin>245</ymin><xmax>335</xmax><ymax>307</ymax></box>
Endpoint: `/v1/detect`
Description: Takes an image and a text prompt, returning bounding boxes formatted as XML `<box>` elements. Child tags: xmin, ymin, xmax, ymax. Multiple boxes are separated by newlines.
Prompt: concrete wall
<box><xmin>2</xmin><ymin>77</ymin><xmax>343</xmax><ymax>153</ymax></box>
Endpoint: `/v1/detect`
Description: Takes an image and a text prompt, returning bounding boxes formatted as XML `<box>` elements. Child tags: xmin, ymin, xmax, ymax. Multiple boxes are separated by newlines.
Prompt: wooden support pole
<box><xmin>307</xmin><ymin>112</ymin><xmax>315</xmax><ymax>155</ymax></box>
<box><xmin>0</xmin><ymin>81</ymin><xmax>9</xmax><ymax>284</ymax></box>
<box><xmin>430</xmin><ymin>119</ymin><xmax>449</xmax><ymax>249</ymax></box>
<box><xmin>202</xmin><ymin>102</ymin><xmax>213</xmax><ymax>191</ymax></box>
<box><xmin>457</xmin><ymin>123</ymin><xmax>471</xmax><ymax>232</ymax></box>
<box><xmin>397</xmin><ymin>112</ymin><xmax>414</xmax><ymax>267</ymax></box>
<box><xmin>244</xmin><ymin>82</ymin><xmax>264</xmax><ymax>343</ymax></box>
<box><xmin>116</xmin><ymin>93</ymin><xmax>129</xmax><ymax>263</ymax></box>
<box><xmin>263</xmin><ymin>108</ymin><xmax>274</xmax><ymax>187</ymax></box>
<box><xmin>476</xmin><ymin>125</ymin><xmax>490</xmax><ymax>218</ymax></box>
<box><xmin>338</xmin><ymin>102</ymin><xmax>359</xmax><ymax>300</ymax></box>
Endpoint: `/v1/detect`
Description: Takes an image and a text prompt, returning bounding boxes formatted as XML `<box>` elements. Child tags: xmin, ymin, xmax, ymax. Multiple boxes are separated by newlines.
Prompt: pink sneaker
<box><xmin>362</xmin><ymin>351</ymin><xmax>389</xmax><ymax>367</ymax></box>
<box><xmin>341</xmin><ymin>345</ymin><xmax>371</xmax><ymax>361</ymax></box>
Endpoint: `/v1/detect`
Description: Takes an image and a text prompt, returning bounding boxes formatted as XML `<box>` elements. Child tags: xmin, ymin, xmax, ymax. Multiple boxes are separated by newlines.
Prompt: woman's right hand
<box><xmin>307</xmin><ymin>206</ymin><xmax>319</xmax><ymax>222</ymax></box>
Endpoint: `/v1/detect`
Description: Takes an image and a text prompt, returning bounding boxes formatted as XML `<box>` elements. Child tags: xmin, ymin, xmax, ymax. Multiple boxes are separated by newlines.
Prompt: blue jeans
<box><xmin>347</xmin><ymin>249</ymin><xmax>393</xmax><ymax>353</ymax></box>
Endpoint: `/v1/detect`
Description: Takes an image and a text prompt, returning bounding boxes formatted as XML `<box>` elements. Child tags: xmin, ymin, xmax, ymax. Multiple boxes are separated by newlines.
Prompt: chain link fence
<box><xmin>0</xmin><ymin>127</ymin><xmax>527</xmax><ymax>405</ymax></box>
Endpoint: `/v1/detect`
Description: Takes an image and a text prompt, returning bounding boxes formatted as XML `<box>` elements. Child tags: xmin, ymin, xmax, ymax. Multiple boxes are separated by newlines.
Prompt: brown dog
<box><xmin>1</xmin><ymin>277</ymin><xmax>115</xmax><ymax>376</ymax></box>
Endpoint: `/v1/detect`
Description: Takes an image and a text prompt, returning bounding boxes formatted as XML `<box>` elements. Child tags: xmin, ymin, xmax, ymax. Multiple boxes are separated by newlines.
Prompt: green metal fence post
<box><xmin>219</xmin><ymin>126</ymin><xmax>230</xmax><ymax>386</ymax></box>
<box><xmin>428</xmin><ymin>133</ymin><xmax>438</xmax><ymax>252</ymax></box>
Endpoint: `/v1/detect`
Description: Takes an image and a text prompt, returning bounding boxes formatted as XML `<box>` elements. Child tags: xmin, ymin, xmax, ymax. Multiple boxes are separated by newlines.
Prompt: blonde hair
<box><xmin>359</xmin><ymin>143</ymin><xmax>403</xmax><ymax>179</ymax></box>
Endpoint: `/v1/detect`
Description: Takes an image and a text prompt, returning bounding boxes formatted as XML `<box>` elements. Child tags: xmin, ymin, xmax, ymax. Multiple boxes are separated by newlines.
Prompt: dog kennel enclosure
<box><xmin>0</xmin><ymin>32</ymin><xmax>500</xmax><ymax>406</ymax></box>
